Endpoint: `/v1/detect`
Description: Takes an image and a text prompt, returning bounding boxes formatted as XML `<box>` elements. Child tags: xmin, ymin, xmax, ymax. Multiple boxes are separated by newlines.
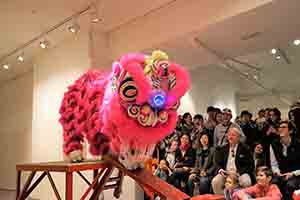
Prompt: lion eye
<box><xmin>119</xmin><ymin>78</ymin><xmax>138</xmax><ymax>102</ymax></box>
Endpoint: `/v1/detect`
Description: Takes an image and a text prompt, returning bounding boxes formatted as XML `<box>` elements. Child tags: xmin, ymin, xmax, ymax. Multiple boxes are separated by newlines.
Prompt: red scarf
<box><xmin>180</xmin><ymin>143</ymin><xmax>190</xmax><ymax>151</ymax></box>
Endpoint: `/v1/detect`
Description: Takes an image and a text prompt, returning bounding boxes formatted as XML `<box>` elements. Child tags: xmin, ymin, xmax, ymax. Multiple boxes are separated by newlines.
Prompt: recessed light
<box><xmin>271</xmin><ymin>48</ymin><xmax>277</xmax><ymax>54</ymax></box>
<box><xmin>3</xmin><ymin>64</ymin><xmax>9</xmax><ymax>69</ymax></box>
<box><xmin>294</xmin><ymin>39</ymin><xmax>300</xmax><ymax>46</ymax></box>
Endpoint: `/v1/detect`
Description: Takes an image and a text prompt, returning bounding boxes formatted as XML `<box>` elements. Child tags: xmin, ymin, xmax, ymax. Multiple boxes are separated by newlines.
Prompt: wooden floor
<box><xmin>0</xmin><ymin>190</ymin><xmax>37</xmax><ymax>200</ymax></box>
<box><xmin>0</xmin><ymin>190</ymin><xmax>15</xmax><ymax>200</ymax></box>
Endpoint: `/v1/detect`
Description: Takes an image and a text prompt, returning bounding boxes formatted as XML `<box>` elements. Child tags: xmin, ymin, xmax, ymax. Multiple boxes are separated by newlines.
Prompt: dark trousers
<box><xmin>273</xmin><ymin>175</ymin><xmax>300</xmax><ymax>200</ymax></box>
<box><xmin>168</xmin><ymin>170</ymin><xmax>189</xmax><ymax>192</ymax></box>
<box><xmin>186</xmin><ymin>176</ymin><xmax>211</xmax><ymax>196</ymax></box>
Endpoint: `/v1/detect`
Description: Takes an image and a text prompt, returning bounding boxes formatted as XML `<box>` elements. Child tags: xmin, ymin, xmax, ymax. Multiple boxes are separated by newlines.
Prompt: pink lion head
<box><xmin>59</xmin><ymin>50</ymin><xmax>190</xmax><ymax>169</ymax></box>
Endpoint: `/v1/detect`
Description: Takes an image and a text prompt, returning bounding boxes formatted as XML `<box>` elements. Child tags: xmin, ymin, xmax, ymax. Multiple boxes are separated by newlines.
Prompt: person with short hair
<box><xmin>233</xmin><ymin>166</ymin><xmax>282</xmax><ymax>200</ymax></box>
<box><xmin>212</xmin><ymin>127</ymin><xmax>254</xmax><ymax>194</ymax></box>
<box><xmin>269</xmin><ymin>121</ymin><xmax>300</xmax><ymax>200</ymax></box>
<box><xmin>214</xmin><ymin>108</ymin><xmax>246</xmax><ymax>147</ymax></box>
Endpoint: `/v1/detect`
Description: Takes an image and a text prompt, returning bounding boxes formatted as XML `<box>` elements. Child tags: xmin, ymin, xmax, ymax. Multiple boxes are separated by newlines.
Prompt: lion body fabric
<box><xmin>59</xmin><ymin>51</ymin><xmax>190</xmax><ymax>167</ymax></box>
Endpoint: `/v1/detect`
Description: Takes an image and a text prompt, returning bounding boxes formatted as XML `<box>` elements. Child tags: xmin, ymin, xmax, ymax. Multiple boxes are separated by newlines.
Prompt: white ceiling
<box><xmin>1</xmin><ymin>0</ymin><xmax>300</xmax><ymax>104</ymax></box>
<box><xmin>151</xmin><ymin>0</ymin><xmax>300</xmax><ymax>104</ymax></box>
<box><xmin>0</xmin><ymin>0</ymin><xmax>176</xmax><ymax>83</ymax></box>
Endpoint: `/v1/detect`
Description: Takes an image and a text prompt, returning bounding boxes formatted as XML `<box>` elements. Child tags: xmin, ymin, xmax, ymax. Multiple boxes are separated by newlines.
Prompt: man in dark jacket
<box><xmin>212</xmin><ymin>127</ymin><xmax>254</xmax><ymax>194</ymax></box>
<box><xmin>270</xmin><ymin>121</ymin><xmax>300</xmax><ymax>200</ymax></box>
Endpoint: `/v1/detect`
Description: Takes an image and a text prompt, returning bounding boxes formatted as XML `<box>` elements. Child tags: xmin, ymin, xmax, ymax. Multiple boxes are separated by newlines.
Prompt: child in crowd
<box><xmin>233</xmin><ymin>166</ymin><xmax>282</xmax><ymax>200</ymax></box>
<box><xmin>154</xmin><ymin>159</ymin><xmax>172</xmax><ymax>182</ymax></box>
<box><xmin>224</xmin><ymin>172</ymin><xmax>240</xmax><ymax>200</ymax></box>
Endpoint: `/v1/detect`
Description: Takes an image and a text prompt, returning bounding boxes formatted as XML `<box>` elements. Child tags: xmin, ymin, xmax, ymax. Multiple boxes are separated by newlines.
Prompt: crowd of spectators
<box><xmin>148</xmin><ymin>102</ymin><xmax>300</xmax><ymax>200</ymax></box>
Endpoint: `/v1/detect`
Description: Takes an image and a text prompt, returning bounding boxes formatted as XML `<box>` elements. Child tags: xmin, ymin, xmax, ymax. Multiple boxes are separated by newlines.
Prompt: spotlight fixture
<box><xmin>276</xmin><ymin>55</ymin><xmax>281</xmax><ymax>60</ymax></box>
<box><xmin>17</xmin><ymin>54</ymin><xmax>24</xmax><ymax>62</ymax></box>
<box><xmin>3</xmin><ymin>64</ymin><xmax>9</xmax><ymax>70</ymax></box>
<box><xmin>91</xmin><ymin>17</ymin><xmax>100</xmax><ymax>23</ymax></box>
<box><xmin>68</xmin><ymin>22</ymin><xmax>80</xmax><ymax>33</ymax></box>
<box><xmin>39</xmin><ymin>40</ymin><xmax>49</xmax><ymax>49</ymax></box>
<box><xmin>271</xmin><ymin>48</ymin><xmax>277</xmax><ymax>54</ymax></box>
<box><xmin>294</xmin><ymin>39</ymin><xmax>300</xmax><ymax>46</ymax></box>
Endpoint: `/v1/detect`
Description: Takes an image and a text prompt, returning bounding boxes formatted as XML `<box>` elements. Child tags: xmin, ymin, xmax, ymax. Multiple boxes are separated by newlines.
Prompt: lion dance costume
<box><xmin>59</xmin><ymin>51</ymin><xmax>190</xmax><ymax>169</ymax></box>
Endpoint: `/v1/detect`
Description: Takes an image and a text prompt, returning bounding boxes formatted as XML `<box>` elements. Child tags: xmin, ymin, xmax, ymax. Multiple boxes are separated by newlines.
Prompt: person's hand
<box><xmin>274</xmin><ymin>171</ymin><xmax>282</xmax><ymax>177</ymax></box>
<box><xmin>200</xmin><ymin>170</ymin><xmax>207</xmax><ymax>177</ymax></box>
<box><xmin>183</xmin><ymin>166</ymin><xmax>190</xmax><ymax>171</ymax></box>
<box><xmin>189</xmin><ymin>173</ymin><xmax>197</xmax><ymax>180</ymax></box>
<box><xmin>218</xmin><ymin>169</ymin><xmax>227</xmax><ymax>177</ymax></box>
<box><xmin>255</xmin><ymin>144</ymin><xmax>263</xmax><ymax>154</ymax></box>
<box><xmin>282</xmin><ymin>172</ymin><xmax>294</xmax><ymax>180</ymax></box>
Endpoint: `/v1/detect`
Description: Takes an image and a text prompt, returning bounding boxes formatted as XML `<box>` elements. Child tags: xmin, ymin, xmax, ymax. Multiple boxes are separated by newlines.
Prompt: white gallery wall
<box><xmin>29</xmin><ymin>28</ymin><xmax>140</xmax><ymax>199</ymax></box>
<box><xmin>239</xmin><ymin>95</ymin><xmax>290</xmax><ymax>120</ymax></box>
<box><xmin>0</xmin><ymin>71</ymin><xmax>33</xmax><ymax>190</ymax></box>
<box><xmin>179</xmin><ymin>65</ymin><xmax>240</xmax><ymax>119</ymax></box>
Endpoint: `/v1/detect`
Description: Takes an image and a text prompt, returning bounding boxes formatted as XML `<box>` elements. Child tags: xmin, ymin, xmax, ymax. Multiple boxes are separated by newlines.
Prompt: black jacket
<box><xmin>271</xmin><ymin>137</ymin><xmax>300</xmax><ymax>173</ymax></box>
<box><xmin>174</xmin><ymin>147</ymin><xmax>196</xmax><ymax>168</ymax></box>
<box><xmin>214</xmin><ymin>143</ymin><xmax>255</xmax><ymax>177</ymax></box>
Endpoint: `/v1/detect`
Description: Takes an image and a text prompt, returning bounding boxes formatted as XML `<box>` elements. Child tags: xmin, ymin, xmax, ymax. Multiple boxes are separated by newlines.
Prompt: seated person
<box><xmin>154</xmin><ymin>159</ymin><xmax>172</xmax><ymax>182</ymax></box>
<box><xmin>233</xmin><ymin>166</ymin><xmax>282</xmax><ymax>200</ymax></box>
<box><xmin>168</xmin><ymin>133</ymin><xmax>195</xmax><ymax>192</ymax></box>
<box><xmin>269</xmin><ymin>121</ymin><xmax>300</xmax><ymax>200</ymax></box>
<box><xmin>212</xmin><ymin>127</ymin><xmax>254</xmax><ymax>194</ymax></box>
<box><xmin>165</xmin><ymin>140</ymin><xmax>178</xmax><ymax>170</ymax></box>
<box><xmin>224</xmin><ymin>172</ymin><xmax>240</xmax><ymax>200</ymax></box>
<box><xmin>186</xmin><ymin>133</ymin><xmax>215</xmax><ymax>196</ymax></box>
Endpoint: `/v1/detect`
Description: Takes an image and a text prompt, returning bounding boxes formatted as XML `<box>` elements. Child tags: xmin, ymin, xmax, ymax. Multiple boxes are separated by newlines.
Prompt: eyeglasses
<box><xmin>279</xmin><ymin>126</ymin><xmax>288</xmax><ymax>129</ymax></box>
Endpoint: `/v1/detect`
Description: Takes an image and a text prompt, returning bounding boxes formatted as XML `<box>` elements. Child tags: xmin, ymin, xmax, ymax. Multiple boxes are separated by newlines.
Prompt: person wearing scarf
<box><xmin>168</xmin><ymin>133</ymin><xmax>195</xmax><ymax>192</ymax></box>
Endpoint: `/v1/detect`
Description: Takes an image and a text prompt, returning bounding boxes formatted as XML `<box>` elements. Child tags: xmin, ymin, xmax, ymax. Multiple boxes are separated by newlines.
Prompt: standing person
<box><xmin>255</xmin><ymin>109</ymin><xmax>266</xmax><ymax>132</ymax></box>
<box><xmin>191</xmin><ymin>114</ymin><xmax>207</xmax><ymax>149</ymax></box>
<box><xmin>204</xmin><ymin>106</ymin><xmax>217</xmax><ymax>130</ymax></box>
<box><xmin>165</xmin><ymin>140</ymin><xmax>178</xmax><ymax>170</ymax></box>
<box><xmin>212</xmin><ymin>127</ymin><xmax>254</xmax><ymax>194</ymax></box>
<box><xmin>214</xmin><ymin>108</ymin><xmax>245</xmax><ymax>147</ymax></box>
<box><xmin>181</xmin><ymin>112</ymin><xmax>194</xmax><ymax>135</ymax></box>
<box><xmin>215</xmin><ymin>109</ymin><xmax>224</xmax><ymax>125</ymax></box>
<box><xmin>240</xmin><ymin>110</ymin><xmax>257</xmax><ymax>150</ymax></box>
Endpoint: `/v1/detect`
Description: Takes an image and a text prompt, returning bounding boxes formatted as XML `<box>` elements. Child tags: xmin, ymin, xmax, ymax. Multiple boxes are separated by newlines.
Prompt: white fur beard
<box><xmin>118</xmin><ymin>143</ymin><xmax>156</xmax><ymax>170</ymax></box>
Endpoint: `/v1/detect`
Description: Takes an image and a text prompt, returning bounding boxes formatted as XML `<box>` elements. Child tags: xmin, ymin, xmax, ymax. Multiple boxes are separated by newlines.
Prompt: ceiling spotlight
<box><xmin>39</xmin><ymin>40</ymin><xmax>49</xmax><ymax>49</ymax></box>
<box><xmin>68</xmin><ymin>23</ymin><xmax>80</xmax><ymax>33</ymax></box>
<box><xmin>271</xmin><ymin>48</ymin><xmax>277</xmax><ymax>54</ymax></box>
<box><xmin>3</xmin><ymin>64</ymin><xmax>9</xmax><ymax>70</ymax></box>
<box><xmin>276</xmin><ymin>55</ymin><xmax>281</xmax><ymax>60</ymax></box>
<box><xmin>294</xmin><ymin>39</ymin><xmax>300</xmax><ymax>46</ymax></box>
<box><xmin>17</xmin><ymin>55</ymin><xmax>24</xmax><ymax>62</ymax></box>
<box><xmin>91</xmin><ymin>18</ymin><xmax>100</xmax><ymax>23</ymax></box>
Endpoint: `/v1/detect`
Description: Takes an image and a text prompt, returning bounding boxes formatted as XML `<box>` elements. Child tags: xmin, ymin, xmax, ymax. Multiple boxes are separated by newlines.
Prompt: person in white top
<box><xmin>212</xmin><ymin>127</ymin><xmax>254</xmax><ymax>194</ymax></box>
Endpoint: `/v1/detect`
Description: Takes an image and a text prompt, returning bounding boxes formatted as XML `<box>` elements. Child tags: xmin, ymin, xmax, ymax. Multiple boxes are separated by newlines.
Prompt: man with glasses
<box><xmin>269</xmin><ymin>121</ymin><xmax>300</xmax><ymax>200</ymax></box>
<box><xmin>212</xmin><ymin>127</ymin><xmax>254</xmax><ymax>194</ymax></box>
